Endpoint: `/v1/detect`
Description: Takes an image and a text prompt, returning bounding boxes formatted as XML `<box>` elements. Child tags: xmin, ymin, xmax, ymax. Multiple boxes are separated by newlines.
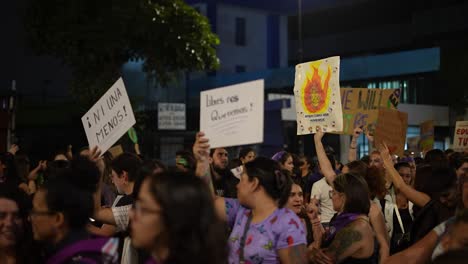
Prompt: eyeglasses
<box><xmin>133</xmin><ymin>200</ymin><xmax>161</xmax><ymax>216</ymax></box>
<box><xmin>329</xmin><ymin>189</ymin><xmax>342</xmax><ymax>199</ymax></box>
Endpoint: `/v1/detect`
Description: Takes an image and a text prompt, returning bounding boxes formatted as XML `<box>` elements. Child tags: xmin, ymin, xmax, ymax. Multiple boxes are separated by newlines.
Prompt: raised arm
<box><xmin>380</xmin><ymin>143</ymin><xmax>430</xmax><ymax>208</ymax></box>
<box><xmin>84</xmin><ymin>147</ymin><xmax>117</xmax><ymax>225</ymax></box>
<box><xmin>192</xmin><ymin>132</ymin><xmax>226</xmax><ymax>221</ymax></box>
<box><xmin>348</xmin><ymin>127</ymin><xmax>362</xmax><ymax>162</ymax></box>
<box><xmin>314</xmin><ymin>131</ymin><xmax>336</xmax><ymax>184</ymax></box>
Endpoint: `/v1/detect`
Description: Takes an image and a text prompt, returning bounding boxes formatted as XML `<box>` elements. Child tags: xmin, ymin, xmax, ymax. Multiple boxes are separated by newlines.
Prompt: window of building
<box><xmin>235</xmin><ymin>65</ymin><xmax>246</xmax><ymax>73</ymax></box>
<box><xmin>235</xmin><ymin>17</ymin><xmax>246</xmax><ymax>46</ymax></box>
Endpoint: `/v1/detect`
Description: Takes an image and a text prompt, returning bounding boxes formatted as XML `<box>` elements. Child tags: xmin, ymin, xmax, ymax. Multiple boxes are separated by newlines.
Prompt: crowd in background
<box><xmin>0</xmin><ymin>126</ymin><xmax>467</xmax><ymax>264</ymax></box>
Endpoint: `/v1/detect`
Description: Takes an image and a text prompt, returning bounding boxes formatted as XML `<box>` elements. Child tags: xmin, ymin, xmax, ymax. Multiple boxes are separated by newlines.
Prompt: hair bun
<box><xmin>274</xmin><ymin>170</ymin><xmax>287</xmax><ymax>190</ymax></box>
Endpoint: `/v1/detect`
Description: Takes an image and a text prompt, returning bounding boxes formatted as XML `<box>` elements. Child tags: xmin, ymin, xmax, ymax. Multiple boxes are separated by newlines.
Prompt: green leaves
<box><xmin>26</xmin><ymin>0</ymin><xmax>219</xmax><ymax>105</ymax></box>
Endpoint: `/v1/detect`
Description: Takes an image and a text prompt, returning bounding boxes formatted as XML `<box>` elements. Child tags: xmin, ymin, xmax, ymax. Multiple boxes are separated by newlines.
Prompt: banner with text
<box><xmin>158</xmin><ymin>103</ymin><xmax>186</xmax><ymax>130</ymax></box>
<box><xmin>294</xmin><ymin>56</ymin><xmax>343</xmax><ymax>134</ymax></box>
<box><xmin>200</xmin><ymin>80</ymin><xmax>264</xmax><ymax>149</ymax></box>
<box><xmin>419</xmin><ymin>120</ymin><xmax>434</xmax><ymax>151</ymax></box>
<box><xmin>340</xmin><ymin>88</ymin><xmax>400</xmax><ymax>135</ymax></box>
<box><xmin>81</xmin><ymin>77</ymin><xmax>136</xmax><ymax>154</ymax></box>
<box><xmin>374</xmin><ymin>108</ymin><xmax>408</xmax><ymax>156</ymax></box>
<box><xmin>453</xmin><ymin>121</ymin><xmax>468</xmax><ymax>152</ymax></box>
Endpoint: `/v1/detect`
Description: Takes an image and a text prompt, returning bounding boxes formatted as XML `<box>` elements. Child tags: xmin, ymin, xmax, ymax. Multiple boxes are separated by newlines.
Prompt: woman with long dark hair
<box><xmin>0</xmin><ymin>186</ymin><xmax>41</xmax><ymax>264</ymax></box>
<box><xmin>130</xmin><ymin>171</ymin><xmax>227</xmax><ymax>264</ymax></box>
<box><xmin>193</xmin><ymin>132</ymin><xmax>308</xmax><ymax>264</ymax></box>
<box><xmin>308</xmin><ymin>173</ymin><xmax>376</xmax><ymax>263</ymax></box>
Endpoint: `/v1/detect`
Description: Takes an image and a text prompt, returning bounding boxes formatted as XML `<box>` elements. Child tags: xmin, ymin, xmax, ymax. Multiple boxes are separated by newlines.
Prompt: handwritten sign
<box><xmin>340</xmin><ymin>88</ymin><xmax>400</xmax><ymax>135</ymax></box>
<box><xmin>108</xmin><ymin>144</ymin><xmax>124</xmax><ymax>158</ymax></box>
<box><xmin>407</xmin><ymin>136</ymin><xmax>420</xmax><ymax>152</ymax></box>
<box><xmin>419</xmin><ymin>120</ymin><xmax>434</xmax><ymax>151</ymax></box>
<box><xmin>200</xmin><ymin>80</ymin><xmax>264</xmax><ymax>148</ymax></box>
<box><xmin>81</xmin><ymin>77</ymin><xmax>136</xmax><ymax>154</ymax></box>
<box><xmin>453</xmin><ymin>121</ymin><xmax>468</xmax><ymax>152</ymax></box>
<box><xmin>374</xmin><ymin>108</ymin><xmax>408</xmax><ymax>156</ymax></box>
<box><xmin>158</xmin><ymin>103</ymin><xmax>186</xmax><ymax>130</ymax></box>
<box><xmin>294</xmin><ymin>56</ymin><xmax>343</xmax><ymax>134</ymax></box>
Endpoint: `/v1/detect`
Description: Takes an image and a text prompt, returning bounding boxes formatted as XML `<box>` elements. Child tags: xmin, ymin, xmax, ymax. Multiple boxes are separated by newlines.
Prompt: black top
<box><xmin>211</xmin><ymin>167</ymin><xmax>239</xmax><ymax>198</ymax></box>
<box><xmin>392</xmin><ymin>208</ymin><xmax>413</xmax><ymax>235</ymax></box>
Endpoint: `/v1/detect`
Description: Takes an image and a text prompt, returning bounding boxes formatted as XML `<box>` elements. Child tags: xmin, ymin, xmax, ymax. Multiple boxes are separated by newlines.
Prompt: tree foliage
<box><xmin>25</xmin><ymin>0</ymin><xmax>219</xmax><ymax>105</ymax></box>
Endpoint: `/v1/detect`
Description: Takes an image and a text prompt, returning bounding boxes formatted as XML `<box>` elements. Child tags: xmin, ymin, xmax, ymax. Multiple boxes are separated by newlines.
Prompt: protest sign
<box><xmin>200</xmin><ymin>79</ymin><xmax>264</xmax><ymax>149</ymax></box>
<box><xmin>340</xmin><ymin>88</ymin><xmax>400</xmax><ymax>135</ymax></box>
<box><xmin>419</xmin><ymin>120</ymin><xmax>434</xmax><ymax>151</ymax></box>
<box><xmin>81</xmin><ymin>77</ymin><xmax>136</xmax><ymax>154</ymax></box>
<box><xmin>453</xmin><ymin>121</ymin><xmax>468</xmax><ymax>151</ymax></box>
<box><xmin>294</xmin><ymin>56</ymin><xmax>343</xmax><ymax>134</ymax></box>
<box><xmin>407</xmin><ymin>136</ymin><xmax>420</xmax><ymax>152</ymax></box>
<box><xmin>108</xmin><ymin>144</ymin><xmax>124</xmax><ymax>158</ymax></box>
<box><xmin>374</xmin><ymin>108</ymin><xmax>408</xmax><ymax>156</ymax></box>
<box><xmin>158</xmin><ymin>103</ymin><xmax>186</xmax><ymax>130</ymax></box>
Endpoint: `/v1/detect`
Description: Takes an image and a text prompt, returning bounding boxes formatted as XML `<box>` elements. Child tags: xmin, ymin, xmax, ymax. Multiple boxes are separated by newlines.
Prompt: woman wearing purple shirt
<box><xmin>193</xmin><ymin>132</ymin><xmax>308</xmax><ymax>264</ymax></box>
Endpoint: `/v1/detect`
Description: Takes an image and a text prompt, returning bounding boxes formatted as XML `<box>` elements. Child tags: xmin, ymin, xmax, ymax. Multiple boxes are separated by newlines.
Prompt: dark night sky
<box><xmin>0</xmin><ymin>0</ymin><xmax>71</xmax><ymax>98</ymax></box>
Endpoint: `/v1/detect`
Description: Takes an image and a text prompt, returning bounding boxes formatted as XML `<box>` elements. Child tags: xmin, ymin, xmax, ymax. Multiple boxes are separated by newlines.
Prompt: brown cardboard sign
<box><xmin>374</xmin><ymin>108</ymin><xmax>408</xmax><ymax>156</ymax></box>
<box><xmin>339</xmin><ymin>88</ymin><xmax>400</xmax><ymax>135</ymax></box>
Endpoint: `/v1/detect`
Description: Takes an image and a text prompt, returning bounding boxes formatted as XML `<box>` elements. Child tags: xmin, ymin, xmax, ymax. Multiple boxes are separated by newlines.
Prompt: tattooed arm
<box><xmin>324</xmin><ymin>221</ymin><xmax>369</xmax><ymax>263</ymax></box>
<box><xmin>278</xmin><ymin>244</ymin><xmax>308</xmax><ymax>264</ymax></box>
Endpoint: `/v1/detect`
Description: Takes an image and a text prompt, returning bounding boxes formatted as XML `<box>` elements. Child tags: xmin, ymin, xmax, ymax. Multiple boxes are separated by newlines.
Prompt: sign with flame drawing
<box><xmin>294</xmin><ymin>56</ymin><xmax>343</xmax><ymax>135</ymax></box>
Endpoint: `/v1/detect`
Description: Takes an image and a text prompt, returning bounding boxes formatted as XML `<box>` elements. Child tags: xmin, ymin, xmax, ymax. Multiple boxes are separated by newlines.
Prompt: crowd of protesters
<box><xmin>0</xmin><ymin>125</ymin><xmax>467</xmax><ymax>264</ymax></box>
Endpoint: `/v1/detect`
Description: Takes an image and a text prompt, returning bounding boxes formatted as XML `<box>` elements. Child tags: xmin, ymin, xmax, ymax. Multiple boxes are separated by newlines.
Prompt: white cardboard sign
<box><xmin>453</xmin><ymin>121</ymin><xmax>468</xmax><ymax>151</ymax></box>
<box><xmin>81</xmin><ymin>77</ymin><xmax>136</xmax><ymax>154</ymax></box>
<box><xmin>200</xmin><ymin>79</ymin><xmax>264</xmax><ymax>149</ymax></box>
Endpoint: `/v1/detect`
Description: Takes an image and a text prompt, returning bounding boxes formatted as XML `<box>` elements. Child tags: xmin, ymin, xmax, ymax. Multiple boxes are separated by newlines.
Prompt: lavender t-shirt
<box><xmin>225</xmin><ymin>198</ymin><xmax>307</xmax><ymax>264</ymax></box>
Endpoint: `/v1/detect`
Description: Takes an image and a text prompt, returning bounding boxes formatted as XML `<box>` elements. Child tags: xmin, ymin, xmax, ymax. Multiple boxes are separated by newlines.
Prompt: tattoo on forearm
<box><xmin>289</xmin><ymin>245</ymin><xmax>308</xmax><ymax>264</ymax></box>
<box><xmin>326</xmin><ymin>226</ymin><xmax>362</xmax><ymax>260</ymax></box>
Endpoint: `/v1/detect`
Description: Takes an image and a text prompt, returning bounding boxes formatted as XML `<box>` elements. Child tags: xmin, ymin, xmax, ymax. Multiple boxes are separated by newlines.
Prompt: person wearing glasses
<box><xmin>29</xmin><ymin>163</ymin><xmax>119</xmax><ymax>263</ymax></box>
<box><xmin>308</xmin><ymin>173</ymin><xmax>377</xmax><ymax>264</ymax></box>
<box><xmin>129</xmin><ymin>171</ymin><xmax>227</xmax><ymax>264</ymax></box>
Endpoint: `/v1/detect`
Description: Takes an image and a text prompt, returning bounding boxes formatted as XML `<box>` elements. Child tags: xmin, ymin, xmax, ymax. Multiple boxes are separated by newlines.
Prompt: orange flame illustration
<box><xmin>302</xmin><ymin>65</ymin><xmax>331</xmax><ymax>114</ymax></box>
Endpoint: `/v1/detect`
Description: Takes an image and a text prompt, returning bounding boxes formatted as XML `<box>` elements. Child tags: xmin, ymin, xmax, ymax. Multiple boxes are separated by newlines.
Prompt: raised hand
<box><xmin>8</xmin><ymin>144</ymin><xmax>19</xmax><ymax>155</ymax></box>
<box><xmin>306</xmin><ymin>196</ymin><xmax>320</xmax><ymax>221</ymax></box>
<box><xmin>192</xmin><ymin>131</ymin><xmax>210</xmax><ymax>162</ymax></box>
<box><xmin>352</xmin><ymin>126</ymin><xmax>363</xmax><ymax>139</ymax></box>
<box><xmin>364</xmin><ymin>129</ymin><xmax>374</xmax><ymax>143</ymax></box>
<box><xmin>314</xmin><ymin>130</ymin><xmax>325</xmax><ymax>141</ymax></box>
<box><xmin>66</xmin><ymin>144</ymin><xmax>73</xmax><ymax>160</ymax></box>
<box><xmin>378</xmin><ymin>142</ymin><xmax>393</xmax><ymax>167</ymax></box>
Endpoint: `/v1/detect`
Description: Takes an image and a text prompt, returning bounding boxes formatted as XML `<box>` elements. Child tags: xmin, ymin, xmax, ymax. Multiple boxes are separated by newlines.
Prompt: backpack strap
<box><xmin>47</xmin><ymin>237</ymin><xmax>119</xmax><ymax>264</ymax></box>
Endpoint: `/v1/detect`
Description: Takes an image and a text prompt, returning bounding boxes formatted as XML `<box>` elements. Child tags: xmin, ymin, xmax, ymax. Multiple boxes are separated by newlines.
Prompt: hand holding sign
<box><xmin>378</xmin><ymin>141</ymin><xmax>394</xmax><ymax>169</ymax></box>
<box><xmin>192</xmin><ymin>131</ymin><xmax>210</xmax><ymax>163</ymax></box>
<box><xmin>81</xmin><ymin>78</ymin><xmax>136</xmax><ymax>154</ymax></box>
<box><xmin>200</xmin><ymin>80</ymin><xmax>264</xmax><ymax>149</ymax></box>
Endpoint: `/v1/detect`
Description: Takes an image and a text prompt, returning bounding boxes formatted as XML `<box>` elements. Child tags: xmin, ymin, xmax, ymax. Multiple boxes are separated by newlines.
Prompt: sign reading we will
<box><xmin>453</xmin><ymin>121</ymin><xmax>468</xmax><ymax>152</ymax></box>
<box><xmin>81</xmin><ymin>78</ymin><xmax>136</xmax><ymax>154</ymax></box>
<box><xmin>200</xmin><ymin>80</ymin><xmax>264</xmax><ymax>149</ymax></box>
<box><xmin>340</xmin><ymin>88</ymin><xmax>400</xmax><ymax>135</ymax></box>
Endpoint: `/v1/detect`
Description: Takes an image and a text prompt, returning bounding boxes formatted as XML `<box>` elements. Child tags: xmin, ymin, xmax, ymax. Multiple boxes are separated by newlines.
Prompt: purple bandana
<box><xmin>324</xmin><ymin>212</ymin><xmax>361</xmax><ymax>246</ymax></box>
